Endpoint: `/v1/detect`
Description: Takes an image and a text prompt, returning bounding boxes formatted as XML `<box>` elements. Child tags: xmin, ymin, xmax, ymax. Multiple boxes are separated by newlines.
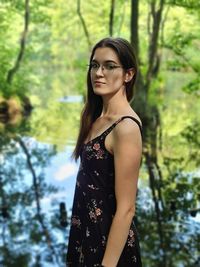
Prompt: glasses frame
<box><xmin>88</xmin><ymin>62</ymin><xmax>123</xmax><ymax>74</ymax></box>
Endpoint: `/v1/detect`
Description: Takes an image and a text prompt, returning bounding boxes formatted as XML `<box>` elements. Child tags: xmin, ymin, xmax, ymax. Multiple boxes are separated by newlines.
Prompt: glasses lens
<box><xmin>89</xmin><ymin>63</ymin><xmax>99</xmax><ymax>72</ymax></box>
<box><xmin>88</xmin><ymin>62</ymin><xmax>121</xmax><ymax>74</ymax></box>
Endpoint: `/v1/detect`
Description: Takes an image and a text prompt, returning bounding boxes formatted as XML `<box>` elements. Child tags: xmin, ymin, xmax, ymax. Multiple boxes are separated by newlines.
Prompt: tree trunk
<box><xmin>130</xmin><ymin>1</ymin><xmax>166</xmax><ymax>264</ymax></box>
<box><xmin>6</xmin><ymin>0</ymin><xmax>30</xmax><ymax>84</ymax></box>
<box><xmin>77</xmin><ymin>0</ymin><xmax>92</xmax><ymax>51</ymax></box>
<box><xmin>130</xmin><ymin>0</ymin><xmax>147</xmax><ymax>132</ymax></box>
<box><xmin>130</xmin><ymin>0</ymin><xmax>139</xmax><ymax>55</ymax></box>
<box><xmin>146</xmin><ymin>0</ymin><xmax>165</xmax><ymax>90</ymax></box>
<box><xmin>109</xmin><ymin>0</ymin><xmax>115</xmax><ymax>36</ymax></box>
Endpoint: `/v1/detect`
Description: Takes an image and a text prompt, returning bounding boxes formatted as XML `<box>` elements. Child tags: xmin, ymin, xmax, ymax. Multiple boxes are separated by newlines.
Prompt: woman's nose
<box><xmin>96</xmin><ymin>65</ymin><xmax>104</xmax><ymax>76</ymax></box>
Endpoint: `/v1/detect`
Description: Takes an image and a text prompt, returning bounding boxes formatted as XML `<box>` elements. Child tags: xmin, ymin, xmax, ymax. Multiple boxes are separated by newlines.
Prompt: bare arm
<box><xmin>101</xmin><ymin>119</ymin><xmax>142</xmax><ymax>267</ymax></box>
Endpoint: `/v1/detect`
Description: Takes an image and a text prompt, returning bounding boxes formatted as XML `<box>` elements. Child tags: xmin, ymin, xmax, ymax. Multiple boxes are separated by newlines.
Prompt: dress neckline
<box><xmin>83</xmin><ymin>115</ymin><xmax>142</xmax><ymax>146</ymax></box>
<box><xmin>83</xmin><ymin>127</ymin><xmax>113</xmax><ymax>146</ymax></box>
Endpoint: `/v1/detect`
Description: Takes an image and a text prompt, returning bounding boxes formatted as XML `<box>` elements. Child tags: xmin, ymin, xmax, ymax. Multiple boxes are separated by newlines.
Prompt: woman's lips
<box><xmin>94</xmin><ymin>81</ymin><xmax>105</xmax><ymax>86</ymax></box>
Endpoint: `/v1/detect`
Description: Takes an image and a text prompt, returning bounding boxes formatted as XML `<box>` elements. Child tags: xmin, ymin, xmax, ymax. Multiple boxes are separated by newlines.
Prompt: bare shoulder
<box><xmin>113</xmin><ymin>117</ymin><xmax>142</xmax><ymax>141</ymax></box>
<box><xmin>127</xmin><ymin>110</ymin><xmax>142</xmax><ymax>126</ymax></box>
<box><xmin>105</xmin><ymin>111</ymin><xmax>142</xmax><ymax>154</ymax></box>
<box><xmin>114</xmin><ymin>109</ymin><xmax>142</xmax><ymax>135</ymax></box>
<box><xmin>111</xmin><ymin>116</ymin><xmax>142</xmax><ymax>156</ymax></box>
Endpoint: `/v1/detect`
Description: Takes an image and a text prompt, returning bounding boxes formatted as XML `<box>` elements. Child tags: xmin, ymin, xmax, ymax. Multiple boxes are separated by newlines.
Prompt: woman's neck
<box><xmin>101</xmin><ymin>93</ymin><xmax>130</xmax><ymax>117</ymax></box>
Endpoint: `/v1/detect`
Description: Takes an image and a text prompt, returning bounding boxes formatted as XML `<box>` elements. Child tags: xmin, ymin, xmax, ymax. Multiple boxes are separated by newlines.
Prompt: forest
<box><xmin>0</xmin><ymin>0</ymin><xmax>200</xmax><ymax>266</ymax></box>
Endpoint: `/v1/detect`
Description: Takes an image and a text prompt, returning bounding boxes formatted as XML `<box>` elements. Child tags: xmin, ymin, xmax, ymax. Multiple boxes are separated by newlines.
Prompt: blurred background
<box><xmin>0</xmin><ymin>0</ymin><xmax>200</xmax><ymax>266</ymax></box>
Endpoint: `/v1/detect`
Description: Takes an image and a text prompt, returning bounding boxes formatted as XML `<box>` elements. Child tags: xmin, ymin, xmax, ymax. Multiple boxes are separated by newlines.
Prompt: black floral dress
<box><xmin>66</xmin><ymin>116</ymin><xmax>142</xmax><ymax>267</ymax></box>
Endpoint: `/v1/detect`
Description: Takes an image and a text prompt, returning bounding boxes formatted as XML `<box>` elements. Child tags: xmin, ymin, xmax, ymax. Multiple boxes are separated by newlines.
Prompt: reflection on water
<box><xmin>0</xmin><ymin>133</ymin><xmax>68</xmax><ymax>266</ymax></box>
<box><xmin>0</xmin><ymin>96</ymin><xmax>33</xmax><ymax>127</ymax></box>
<box><xmin>0</xmin><ymin>97</ymin><xmax>72</xmax><ymax>266</ymax></box>
<box><xmin>0</xmin><ymin>98</ymin><xmax>200</xmax><ymax>267</ymax></box>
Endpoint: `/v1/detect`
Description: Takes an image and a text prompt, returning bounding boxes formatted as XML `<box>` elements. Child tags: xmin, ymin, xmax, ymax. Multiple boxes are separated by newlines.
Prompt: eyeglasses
<box><xmin>88</xmin><ymin>62</ymin><xmax>123</xmax><ymax>74</ymax></box>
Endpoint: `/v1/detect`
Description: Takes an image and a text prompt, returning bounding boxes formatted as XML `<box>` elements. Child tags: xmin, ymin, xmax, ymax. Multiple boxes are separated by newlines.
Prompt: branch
<box><xmin>144</xmin><ymin>151</ymin><xmax>166</xmax><ymax>262</ymax></box>
<box><xmin>109</xmin><ymin>0</ymin><xmax>115</xmax><ymax>36</ymax></box>
<box><xmin>16</xmin><ymin>137</ymin><xmax>60</xmax><ymax>264</ymax></box>
<box><xmin>169</xmin><ymin>0</ymin><xmax>200</xmax><ymax>9</ymax></box>
<box><xmin>146</xmin><ymin>0</ymin><xmax>165</xmax><ymax>90</ymax></box>
<box><xmin>117</xmin><ymin>1</ymin><xmax>126</xmax><ymax>35</ymax></box>
<box><xmin>6</xmin><ymin>0</ymin><xmax>30</xmax><ymax>84</ymax></box>
<box><xmin>160</xmin><ymin>5</ymin><xmax>170</xmax><ymax>46</ymax></box>
<box><xmin>147</xmin><ymin>3</ymin><xmax>151</xmax><ymax>37</ymax></box>
<box><xmin>77</xmin><ymin>0</ymin><xmax>92</xmax><ymax>50</ymax></box>
<box><xmin>0</xmin><ymin>173</ymin><xmax>7</xmax><ymax>247</ymax></box>
<box><xmin>163</xmin><ymin>43</ymin><xmax>199</xmax><ymax>73</ymax></box>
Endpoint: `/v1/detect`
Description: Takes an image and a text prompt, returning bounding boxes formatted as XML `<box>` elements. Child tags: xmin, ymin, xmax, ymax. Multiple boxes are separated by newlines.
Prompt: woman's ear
<box><xmin>124</xmin><ymin>68</ymin><xmax>135</xmax><ymax>83</ymax></box>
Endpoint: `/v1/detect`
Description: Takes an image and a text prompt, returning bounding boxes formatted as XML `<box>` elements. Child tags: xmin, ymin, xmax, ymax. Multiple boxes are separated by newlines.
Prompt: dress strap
<box><xmin>102</xmin><ymin>116</ymin><xmax>142</xmax><ymax>138</ymax></box>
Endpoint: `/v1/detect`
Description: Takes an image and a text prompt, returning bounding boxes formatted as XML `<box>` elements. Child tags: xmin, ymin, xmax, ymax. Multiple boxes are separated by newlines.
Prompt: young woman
<box><xmin>66</xmin><ymin>37</ymin><xmax>142</xmax><ymax>267</ymax></box>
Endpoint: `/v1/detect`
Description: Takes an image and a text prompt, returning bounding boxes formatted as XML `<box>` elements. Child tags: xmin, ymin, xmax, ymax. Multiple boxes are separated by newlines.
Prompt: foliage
<box><xmin>0</xmin><ymin>0</ymin><xmax>200</xmax><ymax>266</ymax></box>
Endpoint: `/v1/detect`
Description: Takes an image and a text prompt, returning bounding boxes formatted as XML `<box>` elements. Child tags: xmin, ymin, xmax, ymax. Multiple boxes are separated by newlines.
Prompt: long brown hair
<box><xmin>73</xmin><ymin>37</ymin><xmax>138</xmax><ymax>160</ymax></box>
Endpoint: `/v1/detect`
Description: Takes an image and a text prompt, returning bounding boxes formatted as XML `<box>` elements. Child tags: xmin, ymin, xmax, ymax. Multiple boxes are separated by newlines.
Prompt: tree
<box><xmin>130</xmin><ymin>0</ymin><xmax>200</xmax><ymax>266</ymax></box>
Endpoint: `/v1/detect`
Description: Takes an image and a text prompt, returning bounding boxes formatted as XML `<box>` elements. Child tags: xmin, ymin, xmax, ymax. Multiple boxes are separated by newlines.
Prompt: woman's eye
<box><xmin>91</xmin><ymin>63</ymin><xmax>99</xmax><ymax>69</ymax></box>
<box><xmin>105</xmin><ymin>64</ymin><xmax>115</xmax><ymax>70</ymax></box>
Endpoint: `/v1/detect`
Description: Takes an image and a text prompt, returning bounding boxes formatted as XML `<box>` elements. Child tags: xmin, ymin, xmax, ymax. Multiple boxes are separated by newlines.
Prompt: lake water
<box><xmin>0</xmin><ymin>97</ymin><xmax>199</xmax><ymax>267</ymax></box>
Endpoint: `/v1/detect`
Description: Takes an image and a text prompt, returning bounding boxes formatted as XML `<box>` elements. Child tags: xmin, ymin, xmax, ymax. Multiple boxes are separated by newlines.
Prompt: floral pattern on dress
<box><xmin>71</xmin><ymin>215</ymin><xmax>81</xmax><ymax>229</ymax></box>
<box><xmin>101</xmin><ymin>235</ymin><xmax>106</xmax><ymax>247</ymax></box>
<box><xmin>127</xmin><ymin>229</ymin><xmax>136</xmax><ymax>247</ymax></box>
<box><xmin>87</xmin><ymin>199</ymin><xmax>103</xmax><ymax>223</ymax></box>
<box><xmin>76</xmin><ymin>245</ymin><xmax>84</xmax><ymax>263</ymax></box>
<box><xmin>94</xmin><ymin>170</ymin><xmax>100</xmax><ymax>176</ymax></box>
<box><xmin>88</xmin><ymin>184</ymin><xmax>99</xmax><ymax>190</ymax></box>
<box><xmin>132</xmin><ymin>255</ymin><xmax>137</xmax><ymax>263</ymax></box>
<box><xmin>86</xmin><ymin>227</ymin><xmax>90</xmax><ymax>237</ymax></box>
<box><xmin>85</xmin><ymin>141</ymin><xmax>108</xmax><ymax>161</ymax></box>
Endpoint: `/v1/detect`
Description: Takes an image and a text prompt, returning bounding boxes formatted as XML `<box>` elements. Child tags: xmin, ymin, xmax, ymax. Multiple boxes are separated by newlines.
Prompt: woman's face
<box><xmin>90</xmin><ymin>47</ymin><xmax>126</xmax><ymax>98</ymax></box>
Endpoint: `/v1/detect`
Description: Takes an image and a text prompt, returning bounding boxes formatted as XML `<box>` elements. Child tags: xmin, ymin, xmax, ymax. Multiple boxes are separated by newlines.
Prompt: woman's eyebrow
<box><xmin>91</xmin><ymin>59</ymin><xmax>118</xmax><ymax>64</ymax></box>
